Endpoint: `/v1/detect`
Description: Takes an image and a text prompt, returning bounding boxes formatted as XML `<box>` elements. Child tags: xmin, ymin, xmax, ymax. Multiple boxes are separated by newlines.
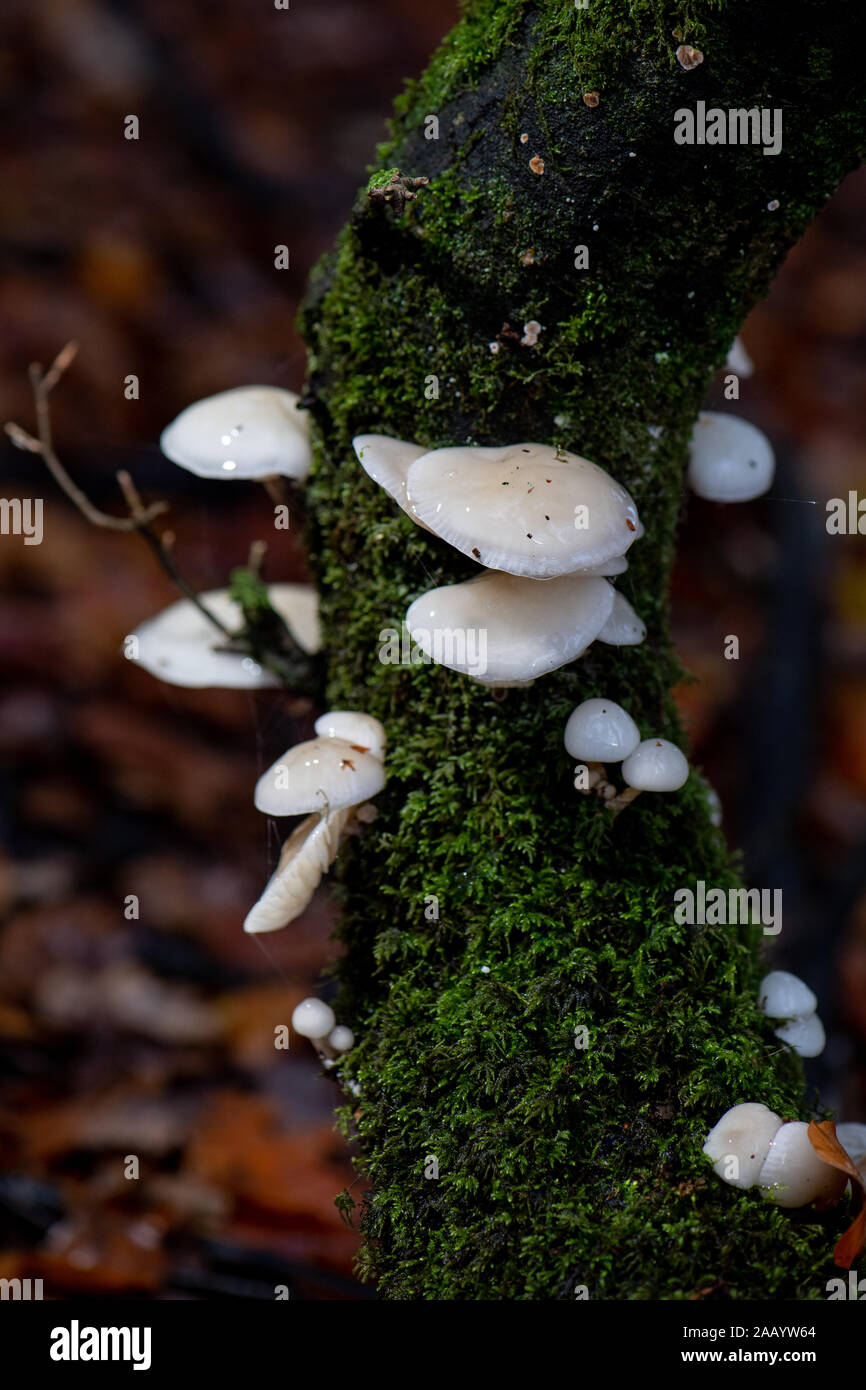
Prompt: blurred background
<box><xmin>0</xmin><ymin>0</ymin><xmax>864</xmax><ymax>1299</ymax></box>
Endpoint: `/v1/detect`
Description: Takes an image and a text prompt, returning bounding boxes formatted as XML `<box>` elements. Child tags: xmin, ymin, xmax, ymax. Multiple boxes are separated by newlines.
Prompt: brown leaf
<box><xmin>807</xmin><ymin>1120</ymin><xmax>866</xmax><ymax>1268</ymax></box>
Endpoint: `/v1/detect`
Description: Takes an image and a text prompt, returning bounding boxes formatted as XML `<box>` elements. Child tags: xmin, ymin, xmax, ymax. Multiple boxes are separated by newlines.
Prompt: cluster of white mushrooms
<box><xmin>704</xmin><ymin>1105</ymin><xmax>866</xmax><ymax>1209</ymax></box>
<box><xmin>563</xmin><ymin>697</ymin><xmax>689</xmax><ymax>813</ymax></box>
<box><xmin>247</xmin><ymin>709</ymin><xmax>386</xmax><ymax>934</ymax></box>
<box><xmin>122</xmin><ymin>386</ymin><xmax>390</xmax><ymax>1063</ymax></box>
<box><xmin>702</xmin><ymin>969</ymin><xmax>866</xmax><ymax>1210</ymax></box>
<box><xmin>758</xmin><ymin>970</ymin><xmax>826</xmax><ymax>1059</ymax></box>
<box><xmin>354</xmin><ymin>435</ymin><xmax>646</xmax><ymax>685</ymax></box>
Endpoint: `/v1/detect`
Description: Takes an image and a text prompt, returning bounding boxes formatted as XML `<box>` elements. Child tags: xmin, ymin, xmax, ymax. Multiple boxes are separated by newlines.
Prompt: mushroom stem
<box><xmin>260</xmin><ymin>474</ymin><xmax>288</xmax><ymax>507</ymax></box>
<box><xmin>606</xmin><ymin>785</ymin><xmax>643</xmax><ymax>816</ymax></box>
<box><xmin>311</xmin><ymin>1036</ymin><xmax>338</xmax><ymax>1063</ymax></box>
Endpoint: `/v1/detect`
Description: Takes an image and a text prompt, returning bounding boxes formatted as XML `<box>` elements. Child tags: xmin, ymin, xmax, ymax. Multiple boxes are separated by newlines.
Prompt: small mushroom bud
<box><xmin>688</xmin><ymin>412</ymin><xmax>775</xmax><ymax>503</ymax></box>
<box><xmin>328</xmin><ymin>1025</ymin><xmax>355</xmax><ymax>1053</ymax></box>
<box><xmin>703</xmin><ymin>1102</ymin><xmax>783</xmax><ymax>1189</ymax></box>
<box><xmin>292</xmin><ymin>998</ymin><xmax>336</xmax><ymax>1041</ymax></box>
<box><xmin>608</xmin><ymin>737</ymin><xmax>689</xmax><ymax>813</ymax></box>
<box><xmin>564</xmin><ymin>698</ymin><xmax>640</xmax><ymax>763</ymax></box>
<box><xmin>758</xmin><ymin>1121</ymin><xmax>848</xmax><ymax>1209</ymax></box>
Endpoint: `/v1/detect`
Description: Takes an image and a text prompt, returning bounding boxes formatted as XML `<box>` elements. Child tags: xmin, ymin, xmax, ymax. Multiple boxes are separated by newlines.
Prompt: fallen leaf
<box><xmin>807</xmin><ymin>1120</ymin><xmax>866</xmax><ymax>1268</ymax></box>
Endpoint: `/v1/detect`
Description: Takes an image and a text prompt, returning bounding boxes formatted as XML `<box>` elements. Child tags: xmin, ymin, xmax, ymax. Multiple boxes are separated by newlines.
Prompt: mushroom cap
<box><xmin>563</xmin><ymin>698</ymin><xmax>640</xmax><ymax>763</ymax></box>
<box><xmin>128</xmin><ymin>584</ymin><xmax>320</xmax><ymax>689</ymax></box>
<box><xmin>773</xmin><ymin>1012</ymin><xmax>826</xmax><ymax>1058</ymax></box>
<box><xmin>243</xmin><ymin>809</ymin><xmax>350</xmax><ymax>934</ymax></box>
<box><xmin>835</xmin><ymin>1123</ymin><xmax>866</xmax><ymax>1175</ymax></box>
<box><xmin>291</xmin><ymin>998</ymin><xmax>336</xmax><ymax>1039</ymax></box>
<box><xmin>688</xmin><ymin>412</ymin><xmax>775</xmax><ymax>503</ymax></box>
<box><xmin>405</xmin><ymin>570</ymin><xmax>615</xmax><ymax>685</ymax></box>
<box><xmin>703</xmin><ymin>1102</ymin><xmax>783</xmax><ymax>1189</ymax></box>
<box><xmin>353</xmin><ymin>434</ymin><xmax>427</xmax><ymax>512</ymax></box>
<box><xmin>758</xmin><ymin>1121</ymin><xmax>847</xmax><ymax>1209</ymax></box>
<box><xmin>596</xmin><ymin>590</ymin><xmax>646</xmax><ymax>646</ymax></box>
<box><xmin>254</xmin><ymin>736</ymin><xmax>386</xmax><ymax>816</ymax></box>
<box><xmin>404</xmin><ymin>442</ymin><xmax>643</xmax><ymax>578</ymax></box>
<box><xmin>160</xmin><ymin>386</ymin><xmax>311</xmax><ymax>481</ymax></box>
<box><xmin>328</xmin><ymin>1025</ymin><xmax>355</xmax><ymax>1052</ymax></box>
<box><xmin>314</xmin><ymin>710</ymin><xmax>386</xmax><ymax>761</ymax></box>
<box><xmin>580</xmin><ymin>554</ymin><xmax>629</xmax><ymax>577</ymax></box>
<box><xmin>725</xmin><ymin>337</ymin><xmax>754</xmax><ymax>378</ymax></box>
<box><xmin>621</xmin><ymin>738</ymin><xmax>689</xmax><ymax>792</ymax></box>
<box><xmin>758</xmin><ymin>970</ymin><xmax>817</xmax><ymax>1021</ymax></box>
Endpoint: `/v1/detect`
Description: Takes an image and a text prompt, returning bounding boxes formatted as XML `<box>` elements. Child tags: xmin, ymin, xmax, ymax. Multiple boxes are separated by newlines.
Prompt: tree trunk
<box><xmin>299</xmin><ymin>1</ymin><xmax>866</xmax><ymax>1299</ymax></box>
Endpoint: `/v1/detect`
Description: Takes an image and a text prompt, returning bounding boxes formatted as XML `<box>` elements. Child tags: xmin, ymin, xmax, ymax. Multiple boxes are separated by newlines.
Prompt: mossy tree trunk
<box><xmin>300</xmin><ymin>1</ymin><xmax>866</xmax><ymax>1299</ymax></box>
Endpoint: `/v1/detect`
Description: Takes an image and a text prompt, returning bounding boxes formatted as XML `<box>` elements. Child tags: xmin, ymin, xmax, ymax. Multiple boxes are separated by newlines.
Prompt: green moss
<box><xmin>300</xmin><ymin>0</ymin><xmax>866</xmax><ymax>1299</ymax></box>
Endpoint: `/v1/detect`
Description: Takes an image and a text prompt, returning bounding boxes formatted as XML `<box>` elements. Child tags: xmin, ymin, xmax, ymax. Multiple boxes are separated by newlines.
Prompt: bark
<box><xmin>299</xmin><ymin>0</ymin><xmax>866</xmax><ymax>1299</ymax></box>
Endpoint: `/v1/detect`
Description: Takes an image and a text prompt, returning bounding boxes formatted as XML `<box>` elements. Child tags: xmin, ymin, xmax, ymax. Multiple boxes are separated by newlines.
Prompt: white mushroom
<box><xmin>328</xmin><ymin>1025</ymin><xmax>355</xmax><ymax>1053</ymax></box>
<box><xmin>291</xmin><ymin>998</ymin><xmax>336</xmax><ymax>1042</ymax></box>
<box><xmin>254</xmin><ymin>736</ymin><xmax>385</xmax><ymax>816</ymax></box>
<box><xmin>353</xmin><ymin>434</ymin><xmax>428</xmax><ymax>518</ymax></box>
<box><xmin>596</xmin><ymin>590</ymin><xmax>646</xmax><ymax>646</ymax></box>
<box><xmin>564</xmin><ymin>698</ymin><xmax>640</xmax><ymax>762</ymax></box>
<box><xmin>314</xmin><ymin>710</ymin><xmax>386</xmax><ymax>761</ymax></box>
<box><xmin>161</xmin><ymin>386</ymin><xmax>311</xmax><ymax>481</ymax></box>
<box><xmin>773</xmin><ymin>1013</ymin><xmax>826</xmax><ymax>1058</ymax></box>
<box><xmin>403</xmin><ymin>441</ymin><xmax>642</xmax><ymax>578</ymax></box>
<box><xmin>758</xmin><ymin>971</ymin><xmax>825</xmax><ymax>1058</ymax></box>
<box><xmin>609</xmin><ymin>737</ymin><xmax>690</xmax><ymax>813</ymax></box>
<box><xmin>725</xmin><ymin>337</ymin><xmax>754</xmax><ymax>378</ymax></box>
<box><xmin>243</xmin><ymin>808</ymin><xmax>350</xmax><ymax>934</ymax></box>
<box><xmin>688</xmin><ymin>412</ymin><xmax>775</xmax><ymax>503</ymax></box>
<box><xmin>758</xmin><ymin>1121</ymin><xmax>847</xmax><ymax>1209</ymax></box>
<box><xmin>703</xmin><ymin>1102</ymin><xmax>783</xmax><ymax>1189</ymax></box>
<box><xmin>758</xmin><ymin>970</ymin><xmax>817</xmax><ymax>1020</ymax></box>
<box><xmin>127</xmin><ymin>584</ymin><xmax>320</xmax><ymax>689</ymax></box>
<box><xmin>405</xmin><ymin>570</ymin><xmax>615</xmax><ymax>685</ymax></box>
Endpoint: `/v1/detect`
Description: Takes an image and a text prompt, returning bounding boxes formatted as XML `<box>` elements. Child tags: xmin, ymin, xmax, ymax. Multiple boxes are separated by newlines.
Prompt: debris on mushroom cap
<box><xmin>688</xmin><ymin>412</ymin><xmax>775</xmax><ymax>502</ymax></box>
<box><xmin>243</xmin><ymin>809</ymin><xmax>350</xmax><ymax>934</ymax></box>
<box><xmin>404</xmin><ymin>442</ymin><xmax>643</xmax><ymax>579</ymax></box>
<box><xmin>127</xmin><ymin>584</ymin><xmax>320</xmax><ymax>689</ymax></box>
<box><xmin>835</xmin><ymin>1124</ymin><xmax>866</xmax><ymax>1176</ymax></box>
<box><xmin>314</xmin><ymin>710</ymin><xmax>386</xmax><ymax>761</ymax></box>
<box><xmin>328</xmin><ymin>1025</ymin><xmax>355</xmax><ymax>1052</ymax></box>
<box><xmin>773</xmin><ymin>1012</ymin><xmax>826</xmax><ymax>1058</ymax></box>
<box><xmin>758</xmin><ymin>970</ymin><xmax>818</xmax><ymax>1021</ymax></box>
<box><xmin>596</xmin><ymin>590</ymin><xmax>646</xmax><ymax>646</ymax></box>
<box><xmin>292</xmin><ymin>998</ymin><xmax>336</xmax><ymax>1039</ymax></box>
<box><xmin>564</xmin><ymin>698</ymin><xmax>640</xmax><ymax>763</ymax></box>
<box><xmin>703</xmin><ymin>1102</ymin><xmax>783</xmax><ymax>1189</ymax></box>
<box><xmin>406</xmin><ymin>571</ymin><xmax>615</xmax><ymax>685</ymax></box>
<box><xmin>254</xmin><ymin>736</ymin><xmax>386</xmax><ymax>816</ymax></box>
<box><xmin>621</xmin><ymin>738</ymin><xmax>689</xmax><ymax>792</ymax></box>
<box><xmin>160</xmin><ymin>386</ymin><xmax>311</xmax><ymax>481</ymax></box>
<box><xmin>352</xmin><ymin>434</ymin><xmax>428</xmax><ymax>518</ymax></box>
<box><xmin>725</xmin><ymin>336</ymin><xmax>754</xmax><ymax>378</ymax></box>
<box><xmin>758</xmin><ymin>1121</ymin><xmax>848</xmax><ymax>1209</ymax></box>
